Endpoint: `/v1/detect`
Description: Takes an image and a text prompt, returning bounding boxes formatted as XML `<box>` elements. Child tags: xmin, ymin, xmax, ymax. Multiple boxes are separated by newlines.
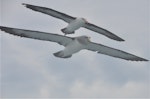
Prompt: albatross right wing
<box><xmin>0</xmin><ymin>26</ymin><xmax>72</xmax><ymax>46</ymax></box>
<box><xmin>84</xmin><ymin>23</ymin><xmax>124</xmax><ymax>41</ymax></box>
<box><xmin>86</xmin><ymin>42</ymin><xmax>148</xmax><ymax>61</ymax></box>
<box><xmin>23</xmin><ymin>3</ymin><xmax>75</xmax><ymax>23</ymax></box>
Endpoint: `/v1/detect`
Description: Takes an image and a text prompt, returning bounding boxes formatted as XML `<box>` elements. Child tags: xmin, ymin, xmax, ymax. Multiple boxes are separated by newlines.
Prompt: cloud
<box><xmin>1</xmin><ymin>0</ymin><xmax>149</xmax><ymax>98</ymax></box>
<box><xmin>70</xmin><ymin>80</ymin><xmax>149</xmax><ymax>98</ymax></box>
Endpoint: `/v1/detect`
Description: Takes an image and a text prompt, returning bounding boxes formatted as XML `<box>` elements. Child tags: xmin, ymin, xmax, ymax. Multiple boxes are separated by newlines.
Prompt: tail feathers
<box><xmin>53</xmin><ymin>51</ymin><xmax>72</xmax><ymax>58</ymax></box>
<box><xmin>61</xmin><ymin>28</ymin><xmax>67</xmax><ymax>33</ymax></box>
<box><xmin>61</xmin><ymin>28</ymin><xmax>74</xmax><ymax>34</ymax></box>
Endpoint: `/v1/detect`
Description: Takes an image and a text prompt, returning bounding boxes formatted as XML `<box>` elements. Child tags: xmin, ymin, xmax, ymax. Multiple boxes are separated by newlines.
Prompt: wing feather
<box><xmin>23</xmin><ymin>3</ymin><xmax>75</xmax><ymax>23</ymax></box>
<box><xmin>84</xmin><ymin>23</ymin><xmax>124</xmax><ymax>41</ymax></box>
<box><xmin>86</xmin><ymin>42</ymin><xmax>148</xmax><ymax>61</ymax></box>
<box><xmin>0</xmin><ymin>26</ymin><xmax>72</xmax><ymax>46</ymax></box>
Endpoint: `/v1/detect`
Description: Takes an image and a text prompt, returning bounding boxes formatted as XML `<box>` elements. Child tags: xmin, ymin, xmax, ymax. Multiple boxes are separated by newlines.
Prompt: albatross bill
<box><xmin>0</xmin><ymin>26</ymin><xmax>148</xmax><ymax>61</ymax></box>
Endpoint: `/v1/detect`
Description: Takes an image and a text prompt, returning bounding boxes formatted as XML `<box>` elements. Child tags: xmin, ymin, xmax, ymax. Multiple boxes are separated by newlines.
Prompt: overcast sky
<box><xmin>0</xmin><ymin>0</ymin><xmax>150</xmax><ymax>98</ymax></box>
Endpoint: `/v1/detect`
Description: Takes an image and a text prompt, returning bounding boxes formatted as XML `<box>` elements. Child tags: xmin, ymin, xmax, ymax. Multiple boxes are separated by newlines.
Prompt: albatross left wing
<box><xmin>23</xmin><ymin>3</ymin><xmax>75</xmax><ymax>23</ymax></box>
<box><xmin>84</xmin><ymin>23</ymin><xmax>124</xmax><ymax>41</ymax></box>
<box><xmin>86</xmin><ymin>42</ymin><xmax>148</xmax><ymax>61</ymax></box>
<box><xmin>0</xmin><ymin>26</ymin><xmax>72</xmax><ymax>46</ymax></box>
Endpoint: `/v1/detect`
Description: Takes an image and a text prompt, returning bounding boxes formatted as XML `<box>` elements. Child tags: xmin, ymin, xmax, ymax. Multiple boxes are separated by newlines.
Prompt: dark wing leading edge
<box><xmin>23</xmin><ymin>3</ymin><xmax>75</xmax><ymax>23</ymax></box>
<box><xmin>0</xmin><ymin>26</ymin><xmax>72</xmax><ymax>46</ymax></box>
<box><xmin>84</xmin><ymin>23</ymin><xmax>124</xmax><ymax>41</ymax></box>
<box><xmin>86</xmin><ymin>42</ymin><xmax>148</xmax><ymax>61</ymax></box>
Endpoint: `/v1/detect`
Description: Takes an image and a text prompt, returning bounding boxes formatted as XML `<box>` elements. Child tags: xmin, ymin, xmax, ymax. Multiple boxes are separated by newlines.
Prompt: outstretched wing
<box><xmin>84</xmin><ymin>23</ymin><xmax>124</xmax><ymax>41</ymax></box>
<box><xmin>23</xmin><ymin>3</ymin><xmax>75</xmax><ymax>23</ymax></box>
<box><xmin>86</xmin><ymin>42</ymin><xmax>148</xmax><ymax>61</ymax></box>
<box><xmin>0</xmin><ymin>26</ymin><xmax>72</xmax><ymax>46</ymax></box>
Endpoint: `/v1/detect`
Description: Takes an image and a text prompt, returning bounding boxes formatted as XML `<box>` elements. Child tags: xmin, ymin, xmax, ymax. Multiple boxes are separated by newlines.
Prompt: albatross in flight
<box><xmin>0</xmin><ymin>26</ymin><xmax>148</xmax><ymax>61</ymax></box>
<box><xmin>22</xmin><ymin>3</ymin><xmax>124</xmax><ymax>41</ymax></box>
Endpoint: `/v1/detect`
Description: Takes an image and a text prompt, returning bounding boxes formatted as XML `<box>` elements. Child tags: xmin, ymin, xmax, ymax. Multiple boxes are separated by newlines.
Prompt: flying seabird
<box><xmin>0</xmin><ymin>26</ymin><xmax>148</xmax><ymax>61</ymax></box>
<box><xmin>22</xmin><ymin>3</ymin><xmax>125</xmax><ymax>41</ymax></box>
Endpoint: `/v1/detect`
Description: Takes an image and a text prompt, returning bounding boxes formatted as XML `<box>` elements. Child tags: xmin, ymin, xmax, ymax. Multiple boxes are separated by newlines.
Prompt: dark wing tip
<box><xmin>136</xmin><ymin>58</ymin><xmax>149</xmax><ymax>61</ymax></box>
<box><xmin>22</xmin><ymin>3</ymin><xmax>28</xmax><ymax>7</ymax></box>
<box><xmin>22</xmin><ymin>3</ymin><xmax>26</xmax><ymax>5</ymax></box>
<box><xmin>0</xmin><ymin>26</ymin><xmax>12</xmax><ymax>32</ymax></box>
<box><xmin>125</xmin><ymin>56</ymin><xmax>148</xmax><ymax>61</ymax></box>
<box><xmin>0</xmin><ymin>26</ymin><xmax>19</xmax><ymax>36</ymax></box>
<box><xmin>22</xmin><ymin>3</ymin><xmax>29</xmax><ymax>6</ymax></box>
<box><xmin>122</xmin><ymin>55</ymin><xmax>148</xmax><ymax>61</ymax></box>
<box><xmin>117</xmin><ymin>37</ymin><xmax>125</xmax><ymax>42</ymax></box>
<box><xmin>104</xmin><ymin>34</ymin><xmax>125</xmax><ymax>41</ymax></box>
<box><xmin>109</xmin><ymin>33</ymin><xmax>125</xmax><ymax>41</ymax></box>
<box><xmin>22</xmin><ymin>3</ymin><xmax>35</xmax><ymax>9</ymax></box>
<box><xmin>97</xmin><ymin>50</ymin><xmax>148</xmax><ymax>61</ymax></box>
<box><xmin>104</xmin><ymin>32</ymin><xmax>125</xmax><ymax>42</ymax></box>
<box><xmin>0</xmin><ymin>26</ymin><xmax>6</xmax><ymax>29</ymax></box>
<box><xmin>129</xmin><ymin>55</ymin><xmax>149</xmax><ymax>61</ymax></box>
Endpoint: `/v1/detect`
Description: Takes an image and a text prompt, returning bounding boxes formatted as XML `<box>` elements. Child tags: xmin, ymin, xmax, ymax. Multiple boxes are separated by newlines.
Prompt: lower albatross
<box><xmin>0</xmin><ymin>26</ymin><xmax>148</xmax><ymax>61</ymax></box>
<box><xmin>22</xmin><ymin>3</ymin><xmax>124</xmax><ymax>41</ymax></box>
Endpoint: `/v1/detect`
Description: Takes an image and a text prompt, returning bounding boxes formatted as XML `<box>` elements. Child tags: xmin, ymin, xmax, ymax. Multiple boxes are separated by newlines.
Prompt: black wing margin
<box><xmin>23</xmin><ymin>3</ymin><xmax>75</xmax><ymax>23</ymax></box>
<box><xmin>0</xmin><ymin>26</ymin><xmax>72</xmax><ymax>46</ymax></box>
<box><xmin>84</xmin><ymin>23</ymin><xmax>125</xmax><ymax>41</ymax></box>
<box><xmin>86</xmin><ymin>42</ymin><xmax>148</xmax><ymax>61</ymax></box>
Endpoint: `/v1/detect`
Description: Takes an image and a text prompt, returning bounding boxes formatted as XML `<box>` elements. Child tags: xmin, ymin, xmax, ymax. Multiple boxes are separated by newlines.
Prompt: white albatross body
<box><xmin>22</xmin><ymin>3</ymin><xmax>124</xmax><ymax>41</ymax></box>
<box><xmin>61</xmin><ymin>18</ymin><xmax>86</xmax><ymax>34</ymax></box>
<box><xmin>0</xmin><ymin>26</ymin><xmax>148</xmax><ymax>61</ymax></box>
<box><xmin>54</xmin><ymin>37</ymin><xmax>86</xmax><ymax>58</ymax></box>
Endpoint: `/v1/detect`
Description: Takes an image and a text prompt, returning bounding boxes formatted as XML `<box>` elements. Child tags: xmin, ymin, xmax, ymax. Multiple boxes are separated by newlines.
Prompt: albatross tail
<box><xmin>53</xmin><ymin>51</ymin><xmax>72</xmax><ymax>58</ymax></box>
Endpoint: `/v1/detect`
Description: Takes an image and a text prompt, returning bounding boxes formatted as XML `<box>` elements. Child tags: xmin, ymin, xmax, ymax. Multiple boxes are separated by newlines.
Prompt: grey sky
<box><xmin>0</xmin><ymin>0</ymin><xmax>150</xmax><ymax>98</ymax></box>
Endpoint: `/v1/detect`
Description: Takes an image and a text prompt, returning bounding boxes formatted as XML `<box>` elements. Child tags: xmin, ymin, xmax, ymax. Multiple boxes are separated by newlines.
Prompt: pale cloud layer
<box><xmin>0</xmin><ymin>0</ymin><xmax>150</xmax><ymax>98</ymax></box>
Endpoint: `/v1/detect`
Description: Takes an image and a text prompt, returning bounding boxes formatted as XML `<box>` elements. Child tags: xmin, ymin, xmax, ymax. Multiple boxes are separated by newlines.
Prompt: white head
<box><xmin>81</xmin><ymin>18</ymin><xmax>88</xmax><ymax>23</ymax></box>
<box><xmin>76</xmin><ymin>17</ymin><xmax>88</xmax><ymax>23</ymax></box>
<box><xmin>76</xmin><ymin>36</ymin><xmax>91</xmax><ymax>45</ymax></box>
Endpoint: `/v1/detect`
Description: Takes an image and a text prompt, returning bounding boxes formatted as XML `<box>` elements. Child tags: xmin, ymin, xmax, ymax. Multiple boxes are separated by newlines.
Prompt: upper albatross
<box><xmin>22</xmin><ymin>3</ymin><xmax>124</xmax><ymax>41</ymax></box>
<box><xmin>0</xmin><ymin>26</ymin><xmax>148</xmax><ymax>61</ymax></box>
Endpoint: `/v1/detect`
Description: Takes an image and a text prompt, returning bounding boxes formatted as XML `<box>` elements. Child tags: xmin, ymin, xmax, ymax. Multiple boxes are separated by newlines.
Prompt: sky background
<box><xmin>0</xmin><ymin>0</ymin><xmax>150</xmax><ymax>98</ymax></box>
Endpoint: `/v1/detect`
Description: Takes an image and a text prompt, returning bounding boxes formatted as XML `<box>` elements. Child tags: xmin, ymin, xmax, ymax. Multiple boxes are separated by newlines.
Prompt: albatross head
<box><xmin>76</xmin><ymin>17</ymin><xmax>88</xmax><ymax>23</ymax></box>
<box><xmin>81</xmin><ymin>18</ymin><xmax>88</xmax><ymax>23</ymax></box>
<box><xmin>76</xmin><ymin>36</ymin><xmax>91</xmax><ymax>45</ymax></box>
